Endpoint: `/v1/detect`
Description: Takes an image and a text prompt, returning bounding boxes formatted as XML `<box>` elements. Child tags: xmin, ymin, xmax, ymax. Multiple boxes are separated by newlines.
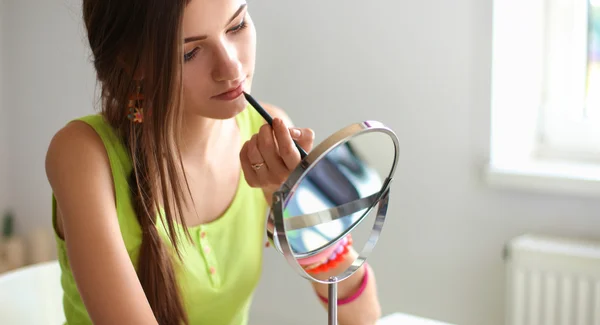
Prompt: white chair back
<box><xmin>0</xmin><ymin>261</ymin><xmax>65</xmax><ymax>325</ymax></box>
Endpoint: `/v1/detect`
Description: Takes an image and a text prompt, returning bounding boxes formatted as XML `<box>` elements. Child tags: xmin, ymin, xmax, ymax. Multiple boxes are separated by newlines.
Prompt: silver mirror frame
<box><xmin>268</xmin><ymin>120</ymin><xmax>400</xmax><ymax>284</ymax></box>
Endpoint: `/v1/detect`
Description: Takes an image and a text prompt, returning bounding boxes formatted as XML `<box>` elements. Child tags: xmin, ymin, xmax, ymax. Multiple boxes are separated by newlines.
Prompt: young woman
<box><xmin>45</xmin><ymin>1</ymin><xmax>381</xmax><ymax>324</ymax></box>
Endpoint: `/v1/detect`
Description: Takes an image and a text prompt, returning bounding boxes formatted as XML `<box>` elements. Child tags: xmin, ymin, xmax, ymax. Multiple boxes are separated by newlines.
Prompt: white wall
<box><xmin>2</xmin><ymin>0</ymin><xmax>97</xmax><ymax>234</ymax></box>
<box><xmin>247</xmin><ymin>3</ymin><xmax>600</xmax><ymax>324</ymax></box>
<box><xmin>0</xmin><ymin>0</ymin><xmax>8</xmax><ymax>216</ymax></box>
<box><xmin>2</xmin><ymin>1</ymin><xmax>600</xmax><ymax>325</ymax></box>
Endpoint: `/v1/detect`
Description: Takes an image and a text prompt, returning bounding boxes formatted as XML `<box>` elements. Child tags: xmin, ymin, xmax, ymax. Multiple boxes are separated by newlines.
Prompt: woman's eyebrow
<box><xmin>184</xmin><ymin>4</ymin><xmax>247</xmax><ymax>44</ymax></box>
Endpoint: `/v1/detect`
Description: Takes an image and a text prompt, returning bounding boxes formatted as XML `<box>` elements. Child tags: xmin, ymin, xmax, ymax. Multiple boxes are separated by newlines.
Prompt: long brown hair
<box><xmin>82</xmin><ymin>1</ymin><xmax>192</xmax><ymax>324</ymax></box>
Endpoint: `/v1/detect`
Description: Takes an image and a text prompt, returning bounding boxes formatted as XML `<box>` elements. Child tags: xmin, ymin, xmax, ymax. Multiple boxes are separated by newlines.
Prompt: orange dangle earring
<box><xmin>127</xmin><ymin>84</ymin><xmax>144</xmax><ymax>124</ymax></box>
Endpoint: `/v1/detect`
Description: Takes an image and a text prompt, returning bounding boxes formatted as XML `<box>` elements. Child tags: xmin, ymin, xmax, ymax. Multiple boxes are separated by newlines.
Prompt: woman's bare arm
<box><xmin>45</xmin><ymin>121</ymin><xmax>158</xmax><ymax>325</ymax></box>
<box><xmin>311</xmin><ymin>249</ymin><xmax>382</xmax><ymax>325</ymax></box>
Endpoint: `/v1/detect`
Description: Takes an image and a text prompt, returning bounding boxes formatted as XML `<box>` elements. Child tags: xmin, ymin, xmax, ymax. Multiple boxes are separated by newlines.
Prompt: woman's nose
<box><xmin>212</xmin><ymin>42</ymin><xmax>243</xmax><ymax>82</ymax></box>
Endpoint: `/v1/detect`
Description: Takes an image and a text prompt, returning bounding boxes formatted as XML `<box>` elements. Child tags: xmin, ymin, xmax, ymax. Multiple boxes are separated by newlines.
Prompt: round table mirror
<box><xmin>266</xmin><ymin>120</ymin><xmax>400</xmax><ymax>325</ymax></box>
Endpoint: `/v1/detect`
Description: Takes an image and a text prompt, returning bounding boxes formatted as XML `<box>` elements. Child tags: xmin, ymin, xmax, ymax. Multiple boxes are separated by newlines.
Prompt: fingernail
<box><xmin>290</xmin><ymin>128</ymin><xmax>301</xmax><ymax>138</ymax></box>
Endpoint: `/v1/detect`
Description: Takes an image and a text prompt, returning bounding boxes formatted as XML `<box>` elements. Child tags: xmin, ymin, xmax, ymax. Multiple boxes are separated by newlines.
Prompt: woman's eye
<box><xmin>228</xmin><ymin>19</ymin><xmax>247</xmax><ymax>34</ymax></box>
<box><xmin>184</xmin><ymin>19</ymin><xmax>247</xmax><ymax>63</ymax></box>
<box><xmin>184</xmin><ymin>47</ymin><xmax>200</xmax><ymax>62</ymax></box>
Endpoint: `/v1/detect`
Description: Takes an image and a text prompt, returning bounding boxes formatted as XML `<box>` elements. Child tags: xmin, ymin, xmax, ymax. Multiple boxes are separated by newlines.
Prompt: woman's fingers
<box><xmin>247</xmin><ymin>134</ymin><xmax>272</xmax><ymax>185</ymax></box>
<box><xmin>290</xmin><ymin>126</ymin><xmax>315</xmax><ymax>153</ymax></box>
<box><xmin>240</xmin><ymin>118</ymin><xmax>315</xmax><ymax>190</ymax></box>
<box><xmin>272</xmin><ymin>118</ymin><xmax>301</xmax><ymax>170</ymax></box>
<box><xmin>257</xmin><ymin>123</ymin><xmax>288</xmax><ymax>184</ymax></box>
<box><xmin>240</xmin><ymin>139</ymin><xmax>260</xmax><ymax>187</ymax></box>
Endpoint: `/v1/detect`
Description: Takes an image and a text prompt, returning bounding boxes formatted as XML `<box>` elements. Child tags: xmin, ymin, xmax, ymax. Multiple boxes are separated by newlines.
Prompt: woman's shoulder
<box><xmin>258</xmin><ymin>102</ymin><xmax>293</xmax><ymax>125</ymax></box>
<box><xmin>47</xmin><ymin>113</ymin><xmax>114</xmax><ymax>151</ymax></box>
<box><xmin>45</xmin><ymin>115</ymin><xmax>112</xmax><ymax>178</ymax></box>
<box><xmin>240</xmin><ymin>101</ymin><xmax>293</xmax><ymax>134</ymax></box>
<box><xmin>46</xmin><ymin>113</ymin><xmax>130</xmax><ymax>172</ymax></box>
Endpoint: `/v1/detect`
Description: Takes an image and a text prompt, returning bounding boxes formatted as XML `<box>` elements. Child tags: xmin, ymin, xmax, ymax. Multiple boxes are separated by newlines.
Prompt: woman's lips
<box><xmin>213</xmin><ymin>82</ymin><xmax>244</xmax><ymax>101</ymax></box>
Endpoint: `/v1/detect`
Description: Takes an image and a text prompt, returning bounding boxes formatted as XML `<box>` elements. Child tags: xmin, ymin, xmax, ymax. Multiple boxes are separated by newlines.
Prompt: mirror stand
<box><xmin>327</xmin><ymin>277</ymin><xmax>338</xmax><ymax>325</ymax></box>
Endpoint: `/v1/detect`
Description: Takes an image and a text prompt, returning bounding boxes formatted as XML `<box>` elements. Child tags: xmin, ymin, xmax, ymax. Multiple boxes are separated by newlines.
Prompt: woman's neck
<box><xmin>178</xmin><ymin>113</ymin><xmax>238</xmax><ymax>165</ymax></box>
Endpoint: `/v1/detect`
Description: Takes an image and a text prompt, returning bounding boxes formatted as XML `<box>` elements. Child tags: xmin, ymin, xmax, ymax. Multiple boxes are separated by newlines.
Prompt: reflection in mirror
<box><xmin>280</xmin><ymin>130</ymin><xmax>397</xmax><ymax>260</ymax></box>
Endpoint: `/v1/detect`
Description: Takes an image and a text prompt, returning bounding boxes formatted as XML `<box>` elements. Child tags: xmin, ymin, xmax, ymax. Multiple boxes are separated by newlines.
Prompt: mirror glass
<box><xmin>278</xmin><ymin>129</ymin><xmax>397</xmax><ymax>263</ymax></box>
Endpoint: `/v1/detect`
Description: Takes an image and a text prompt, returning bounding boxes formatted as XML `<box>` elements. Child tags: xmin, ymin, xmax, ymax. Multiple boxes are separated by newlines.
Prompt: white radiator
<box><xmin>504</xmin><ymin>234</ymin><xmax>600</xmax><ymax>325</ymax></box>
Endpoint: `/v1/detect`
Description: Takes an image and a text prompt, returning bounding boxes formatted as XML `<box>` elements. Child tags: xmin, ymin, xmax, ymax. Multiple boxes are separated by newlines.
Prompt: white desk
<box><xmin>377</xmin><ymin>312</ymin><xmax>456</xmax><ymax>325</ymax></box>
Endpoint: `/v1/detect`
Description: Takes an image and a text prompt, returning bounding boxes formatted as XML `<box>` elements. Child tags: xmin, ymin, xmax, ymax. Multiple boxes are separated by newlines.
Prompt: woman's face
<box><xmin>181</xmin><ymin>0</ymin><xmax>256</xmax><ymax>119</ymax></box>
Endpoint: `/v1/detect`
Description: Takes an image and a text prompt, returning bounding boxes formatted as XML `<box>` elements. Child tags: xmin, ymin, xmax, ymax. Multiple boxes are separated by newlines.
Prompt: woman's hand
<box><xmin>240</xmin><ymin>117</ymin><xmax>315</xmax><ymax>193</ymax></box>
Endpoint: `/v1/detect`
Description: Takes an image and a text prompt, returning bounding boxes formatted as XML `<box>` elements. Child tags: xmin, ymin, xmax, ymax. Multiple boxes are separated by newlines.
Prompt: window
<box><xmin>487</xmin><ymin>0</ymin><xmax>600</xmax><ymax>196</ymax></box>
<box><xmin>537</xmin><ymin>0</ymin><xmax>600</xmax><ymax>161</ymax></box>
<box><xmin>586</xmin><ymin>2</ymin><xmax>600</xmax><ymax>117</ymax></box>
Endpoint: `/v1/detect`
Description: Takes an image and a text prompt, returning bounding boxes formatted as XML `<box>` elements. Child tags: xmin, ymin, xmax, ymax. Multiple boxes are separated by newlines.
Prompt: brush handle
<box><xmin>244</xmin><ymin>92</ymin><xmax>308</xmax><ymax>159</ymax></box>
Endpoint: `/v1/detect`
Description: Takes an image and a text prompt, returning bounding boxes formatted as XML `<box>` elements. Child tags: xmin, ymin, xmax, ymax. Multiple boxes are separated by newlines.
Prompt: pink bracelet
<box><xmin>317</xmin><ymin>264</ymin><xmax>369</xmax><ymax>306</ymax></box>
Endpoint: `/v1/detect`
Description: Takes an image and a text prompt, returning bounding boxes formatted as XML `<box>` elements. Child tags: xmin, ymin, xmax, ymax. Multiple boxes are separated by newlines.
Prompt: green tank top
<box><xmin>52</xmin><ymin>105</ymin><xmax>269</xmax><ymax>325</ymax></box>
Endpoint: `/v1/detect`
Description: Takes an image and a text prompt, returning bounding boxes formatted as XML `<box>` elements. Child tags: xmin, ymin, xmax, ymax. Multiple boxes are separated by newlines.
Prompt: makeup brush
<box><xmin>243</xmin><ymin>91</ymin><xmax>308</xmax><ymax>159</ymax></box>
